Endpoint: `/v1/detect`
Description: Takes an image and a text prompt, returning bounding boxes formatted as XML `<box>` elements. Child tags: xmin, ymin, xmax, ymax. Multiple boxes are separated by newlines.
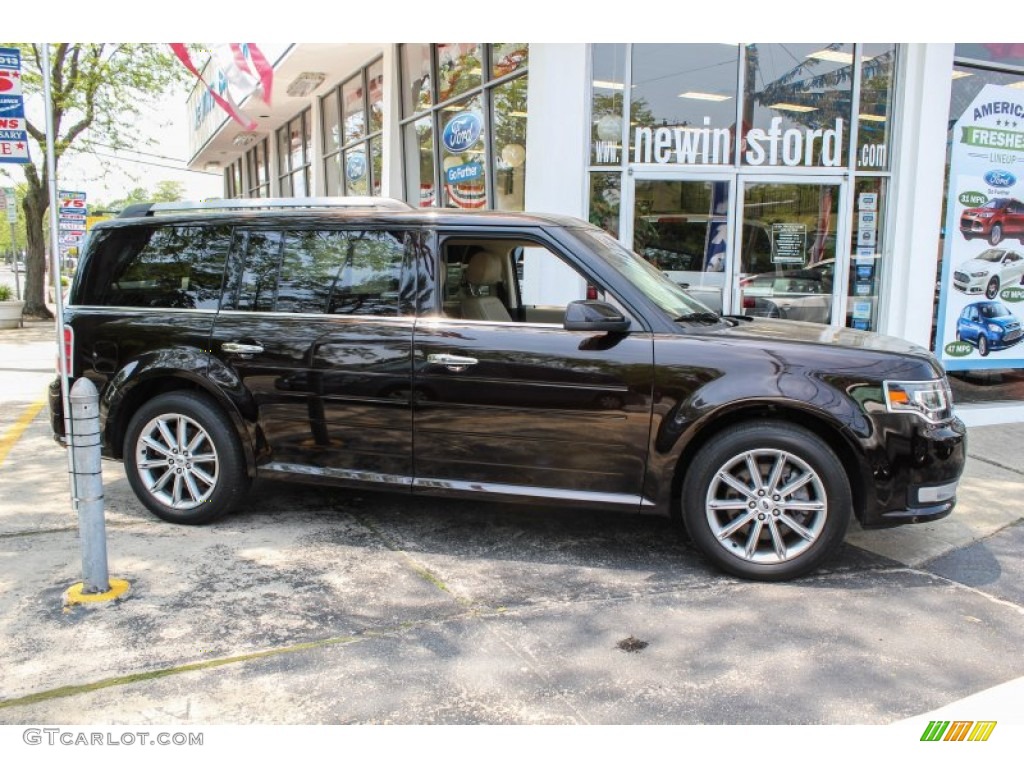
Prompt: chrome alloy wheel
<box><xmin>705</xmin><ymin>448</ymin><xmax>828</xmax><ymax>565</ymax></box>
<box><xmin>134</xmin><ymin>413</ymin><xmax>220</xmax><ymax>510</ymax></box>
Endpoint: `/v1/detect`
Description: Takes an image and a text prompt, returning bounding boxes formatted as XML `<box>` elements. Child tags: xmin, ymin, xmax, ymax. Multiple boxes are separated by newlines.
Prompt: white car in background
<box><xmin>953</xmin><ymin>248</ymin><xmax>1024</xmax><ymax>299</ymax></box>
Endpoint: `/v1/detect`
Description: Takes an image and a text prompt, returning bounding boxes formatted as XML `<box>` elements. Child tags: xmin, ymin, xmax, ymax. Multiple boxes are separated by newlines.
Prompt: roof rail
<box><xmin>117</xmin><ymin>197</ymin><xmax>415</xmax><ymax>218</ymax></box>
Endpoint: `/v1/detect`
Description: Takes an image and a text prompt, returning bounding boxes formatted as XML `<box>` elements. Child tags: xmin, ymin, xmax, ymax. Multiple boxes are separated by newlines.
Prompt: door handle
<box><xmin>428</xmin><ymin>353</ymin><xmax>478</xmax><ymax>371</ymax></box>
<box><xmin>222</xmin><ymin>342</ymin><xmax>265</xmax><ymax>355</ymax></box>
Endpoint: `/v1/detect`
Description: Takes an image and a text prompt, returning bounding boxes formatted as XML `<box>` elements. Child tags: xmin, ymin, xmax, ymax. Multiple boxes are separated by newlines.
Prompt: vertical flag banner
<box><xmin>936</xmin><ymin>84</ymin><xmax>1024</xmax><ymax>370</ymax></box>
<box><xmin>170</xmin><ymin>43</ymin><xmax>274</xmax><ymax>131</ymax></box>
<box><xmin>0</xmin><ymin>46</ymin><xmax>31</xmax><ymax>163</ymax></box>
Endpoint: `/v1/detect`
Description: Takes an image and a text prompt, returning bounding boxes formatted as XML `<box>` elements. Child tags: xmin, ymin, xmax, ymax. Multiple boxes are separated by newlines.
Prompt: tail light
<box><xmin>743</xmin><ymin>296</ymin><xmax>755</xmax><ymax>309</ymax></box>
<box><xmin>61</xmin><ymin>324</ymin><xmax>74</xmax><ymax>377</ymax></box>
<box><xmin>586</xmin><ymin>284</ymin><xmax>598</xmax><ymax>301</ymax></box>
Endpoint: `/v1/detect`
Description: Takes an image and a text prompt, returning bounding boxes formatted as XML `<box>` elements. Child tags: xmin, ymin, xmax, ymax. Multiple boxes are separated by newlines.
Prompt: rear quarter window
<box><xmin>77</xmin><ymin>224</ymin><xmax>231</xmax><ymax>309</ymax></box>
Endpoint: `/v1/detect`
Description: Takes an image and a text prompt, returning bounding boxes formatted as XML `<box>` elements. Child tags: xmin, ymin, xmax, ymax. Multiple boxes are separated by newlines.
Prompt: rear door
<box><xmin>209</xmin><ymin>226</ymin><xmax>418</xmax><ymax>487</ymax></box>
<box><xmin>412</xmin><ymin>229</ymin><xmax>655</xmax><ymax>509</ymax></box>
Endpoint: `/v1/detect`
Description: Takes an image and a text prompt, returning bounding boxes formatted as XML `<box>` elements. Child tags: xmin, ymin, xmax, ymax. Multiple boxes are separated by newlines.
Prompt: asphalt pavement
<box><xmin>1</xmin><ymin>316</ymin><xmax>1023</xmax><ymax>728</ymax></box>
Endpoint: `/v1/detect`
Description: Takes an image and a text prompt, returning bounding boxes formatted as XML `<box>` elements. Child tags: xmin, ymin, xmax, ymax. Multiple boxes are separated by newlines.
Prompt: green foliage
<box><xmin>0</xmin><ymin>284</ymin><xmax>11</xmax><ymax>301</ymax></box>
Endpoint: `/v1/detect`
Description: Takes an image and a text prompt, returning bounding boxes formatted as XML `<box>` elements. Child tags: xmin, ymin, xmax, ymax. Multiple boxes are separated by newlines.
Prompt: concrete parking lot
<box><xmin>1</xmin><ymin>314</ymin><xmax>1023</xmax><ymax>726</ymax></box>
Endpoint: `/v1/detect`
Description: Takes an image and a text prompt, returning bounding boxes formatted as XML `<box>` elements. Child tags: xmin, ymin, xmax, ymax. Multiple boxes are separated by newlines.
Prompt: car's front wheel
<box><xmin>681</xmin><ymin>421</ymin><xmax>851</xmax><ymax>581</ymax></box>
<box><xmin>989</xmin><ymin>224</ymin><xmax>1003</xmax><ymax>245</ymax></box>
<box><xmin>979</xmin><ymin>334</ymin><xmax>990</xmax><ymax>357</ymax></box>
<box><xmin>124</xmin><ymin>391</ymin><xmax>248</xmax><ymax>524</ymax></box>
<box><xmin>986</xmin><ymin>276</ymin><xmax>1000</xmax><ymax>299</ymax></box>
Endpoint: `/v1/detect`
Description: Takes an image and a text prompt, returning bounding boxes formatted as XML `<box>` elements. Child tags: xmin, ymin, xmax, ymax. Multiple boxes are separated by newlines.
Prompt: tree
<box><xmin>5</xmin><ymin>43</ymin><xmax>186</xmax><ymax>319</ymax></box>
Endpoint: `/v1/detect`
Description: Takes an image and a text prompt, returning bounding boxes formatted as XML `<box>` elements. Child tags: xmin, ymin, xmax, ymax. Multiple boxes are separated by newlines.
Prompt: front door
<box><xmin>628</xmin><ymin>174</ymin><xmax>734</xmax><ymax>314</ymax></box>
<box><xmin>733</xmin><ymin>178</ymin><xmax>848</xmax><ymax>325</ymax></box>
<box><xmin>411</xmin><ymin>231</ymin><xmax>655</xmax><ymax>509</ymax></box>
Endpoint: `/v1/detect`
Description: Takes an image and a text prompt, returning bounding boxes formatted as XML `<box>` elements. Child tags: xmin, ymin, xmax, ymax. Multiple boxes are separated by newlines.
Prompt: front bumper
<box><xmin>859</xmin><ymin>416</ymin><xmax>967</xmax><ymax>529</ymax></box>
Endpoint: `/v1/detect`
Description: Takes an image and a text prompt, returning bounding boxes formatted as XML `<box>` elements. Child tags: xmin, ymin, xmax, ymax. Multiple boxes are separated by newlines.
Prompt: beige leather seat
<box><xmin>461</xmin><ymin>251</ymin><xmax>512</xmax><ymax>322</ymax></box>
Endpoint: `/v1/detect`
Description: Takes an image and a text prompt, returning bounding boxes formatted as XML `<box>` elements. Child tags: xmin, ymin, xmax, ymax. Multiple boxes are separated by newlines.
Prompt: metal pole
<box><xmin>69</xmin><ymin>377</ymin><xmax>109</xmax><ymax>592</ymax></box>
<box><xmin>41</xmin><ymin>44</ymin><xmax>79</xmax><ymax>507</ymax></box>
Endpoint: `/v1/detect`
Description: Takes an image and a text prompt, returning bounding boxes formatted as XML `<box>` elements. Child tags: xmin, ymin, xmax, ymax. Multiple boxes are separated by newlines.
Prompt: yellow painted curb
<box><xmin>63</xmin><ymin>578</ymin><xmax>131</xmax><ymax>606</ymax></box>
<box><xmin>0</xmin><ymin>398</ymin><xmax>46</xmax><ymax>467</ymax></box>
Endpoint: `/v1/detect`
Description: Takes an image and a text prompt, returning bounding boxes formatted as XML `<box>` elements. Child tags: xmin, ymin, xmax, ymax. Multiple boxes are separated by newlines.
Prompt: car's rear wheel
<box><xmin>979</xmin><ymin>334</ymin><xmax>990</xmax><ymax>357</ymax></box>
<box><xmin>124</xmin><ymin>391</ymin><xmax>248</xmax><ymax>524</ymax></box>
<box><xmin>681</xmin><ymin>421</ymin><xmax>851</xmax><ymax>581</ymax></box>
<box><xmin>989</xmin><ymin>224</ymin><xmax>1003</xmax><ymax>245</ymax></box>
<box><xmin>986</xmin><ymin>276</ymin><xmax>1000</xmax><ymax>299</ymax></box>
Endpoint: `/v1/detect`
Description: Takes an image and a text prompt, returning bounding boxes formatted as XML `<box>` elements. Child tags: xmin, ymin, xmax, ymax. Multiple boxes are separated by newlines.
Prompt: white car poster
<box><xmin>936</xmin><ymin>84</ymin><xmax>1024</xmax><ymax>370</ymax></box>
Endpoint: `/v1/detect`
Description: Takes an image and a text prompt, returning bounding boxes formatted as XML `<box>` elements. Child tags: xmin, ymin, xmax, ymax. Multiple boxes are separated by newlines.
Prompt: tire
<box><xmin>986</xmin><ymin>276</ymin><xmax>1000</xmax><ymax>300</ymax></box>
<box><xmin>681</xmin><ymin>421</ymin><xmax>852</xmax><ymax>581</ymax></box>
<box><xmin>978</xmin><ymin>335</ymin><xmax>989</xmax><ymax>357</ymax></box>
<box><xmin>123</xmin><ymin>391</ymin><xmax>248</xmax><ymax>524</ymax></box>
<box><xmin>989</xmin><ymin>224</ymin><xmax>1003</xmax><ymax>245</ymax></box>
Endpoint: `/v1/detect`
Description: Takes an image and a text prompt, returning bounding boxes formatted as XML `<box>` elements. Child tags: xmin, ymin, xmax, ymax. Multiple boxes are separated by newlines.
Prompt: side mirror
<box><xmin>564</xmin><ymin>300</ymin><xmax>631</xmax><ymax>333</ymax></box>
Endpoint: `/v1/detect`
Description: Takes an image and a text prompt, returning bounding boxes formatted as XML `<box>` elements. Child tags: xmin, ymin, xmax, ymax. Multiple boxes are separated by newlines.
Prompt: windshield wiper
<box><xmin>674</xmin><ymin>312</ymin><xmax>722</xmax><ymax>324</ymax></box>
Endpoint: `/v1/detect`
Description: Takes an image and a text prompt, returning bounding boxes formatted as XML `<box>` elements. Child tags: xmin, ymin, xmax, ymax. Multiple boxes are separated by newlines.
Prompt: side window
<box><xmin>79</xmin><ymin>225</ymin><xmax>230</xmax><ymax>309</ymax></box>
<box><xmin>440</xmin><ymin>237</ymin><xmax>604</xmax><ymax>324</ymax></box>
<box><xmin>225</xmin><ymin>229</ymin><xmax>409</xmax><ymax>316</ymax></box>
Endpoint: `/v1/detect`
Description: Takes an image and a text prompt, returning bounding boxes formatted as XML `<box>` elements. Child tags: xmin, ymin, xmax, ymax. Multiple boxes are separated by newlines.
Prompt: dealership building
<box><xmin>186</xmin><ymin>43</ymin><xmax>1024</xmax><ymax>423</ymax></box>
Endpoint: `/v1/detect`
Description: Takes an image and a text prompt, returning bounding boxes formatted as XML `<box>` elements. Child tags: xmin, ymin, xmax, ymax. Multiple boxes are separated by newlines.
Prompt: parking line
<box><xmin>0</xmin><ymin>399</ymin><xmax>46</xmax><ymax>468</ymax></box>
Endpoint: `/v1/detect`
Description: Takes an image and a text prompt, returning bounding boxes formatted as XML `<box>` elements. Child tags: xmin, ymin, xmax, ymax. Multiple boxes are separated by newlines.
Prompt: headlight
<box><xmin>971</xmin><ymin>271</ymin><xmax>989</xmax><ymax>277</ymax></box>
<box><xmin>883</xmin><ymin>379</ymin><xmax>954</xmax><ymax>423</ymax></box>
<box><xmin>988</xmin><ymin>323</ymin><xmax>1002</xmax><ymax>333</ymax></box>
<box><xmin>976</xmin><ymin>212</ymin><xmax>995</xmax><ymax>218</ymax></box>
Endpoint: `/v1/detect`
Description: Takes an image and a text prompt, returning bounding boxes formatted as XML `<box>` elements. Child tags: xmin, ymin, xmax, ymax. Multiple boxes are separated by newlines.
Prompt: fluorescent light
<box><xmin>286</xmin><ymin>72</ymin><xmax>327</xmax><ymax>97</ymax></box>
<box><xmin>1007</xmin><ymin>81</ymin><xmax>1024</xmax><ymax>89</ymax></box>
<box><xmin>767</xmin><ymin>103</ymin><xmax>817</xmax><ymax>113</ymax></box>
<box><xmin>805</xmin><ymin>50</ymin><xmax>868</xmax><ymax>64</ymax></box>
<box><xmin>678</xmin><ymin>91</ymin><xmax>732</xmax><ymax>101</ymax></box>
<box><xmin>951</xmin><ymin>70</ymin><xmax>973</xmax><ymax>80</ymax></box>
<box><xmin>593</xmin><ymin>80</ymin><xmax>624</xmax><ymax>91</ymax></box>
<box><xmin>859</xmin><ymin>114</ymin><xmax>887</xmax><ymax>122</ymax></box>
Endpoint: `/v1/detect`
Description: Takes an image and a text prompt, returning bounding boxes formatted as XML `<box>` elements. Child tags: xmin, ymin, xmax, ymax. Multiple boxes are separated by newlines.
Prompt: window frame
<box><xmin>321</xmin><ymin>56</ymin><xmax>385</xmax><ymax>197</ymax></box>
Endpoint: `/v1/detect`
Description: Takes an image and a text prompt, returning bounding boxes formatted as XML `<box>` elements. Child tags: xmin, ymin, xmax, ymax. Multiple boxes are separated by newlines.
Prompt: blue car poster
<box><xmin>936</xmin><ymin>84</ymin><xmax>1024</xmax><ymax>370</ymax></box>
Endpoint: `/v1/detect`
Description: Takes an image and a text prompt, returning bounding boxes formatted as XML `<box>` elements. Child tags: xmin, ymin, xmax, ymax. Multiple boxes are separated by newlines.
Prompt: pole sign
<box><xmin>0</xmin><ymin>46</ymin><xmax>30</xmax><ymax>163</ymax></box>
<box><xmin>936</xmin><ymin>84</ymin><xmax>1024</xmax><ymax>371</ymax></box>
<box><xmin>57</xmin><ymin>190</ymin><xmax>88</xmax><ymax>255</ymax></box>
<box><xmin>2</xmin><ymin>186</ymin><xmax>16</xmax><ymax>222</ymax></box>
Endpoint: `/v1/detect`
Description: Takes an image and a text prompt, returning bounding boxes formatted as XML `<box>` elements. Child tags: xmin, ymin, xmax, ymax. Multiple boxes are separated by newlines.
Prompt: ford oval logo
<box><xmin>984</xmin><ymin>169</ymin><xmax>1016</xmax><ymax>188</ymax></box>
<box><xmin>442</xmin><ymin>112</ymin><xmax>483</xmax><ymax>153</ymax></box>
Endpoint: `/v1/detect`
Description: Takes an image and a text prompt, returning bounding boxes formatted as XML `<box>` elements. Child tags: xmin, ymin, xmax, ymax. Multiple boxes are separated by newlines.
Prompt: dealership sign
<box><xmin>936</xmin><ymin>85</ymin><xmax>1024</xmax><ymax>371</ymax></box>
<box><xmin>57</xmin><ymin>190</ymin><xmax>88</xmax><ymax>253</ymax></box>
<box><xmin>442</xmin><ymin>113</ymin><xmax>482</xmax><ymax>154</ymax></box>
<box><xmin>631</xmin><ymin>116</ymin><xmax>845</xmax><ymax>167</ymax></box>
<box><xmin>0</xmin><ymin>47</ymin><xmax>29</xmax><ymax>163</ymax></box>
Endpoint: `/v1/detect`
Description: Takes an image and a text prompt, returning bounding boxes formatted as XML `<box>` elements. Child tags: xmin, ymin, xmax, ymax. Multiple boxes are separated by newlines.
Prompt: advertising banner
<box><xmin>936</xmin><ymin>84</ymin><xmax>1024</xmax><ymax>370</ymax></box>
<box><xmin>0</xmin><ymin>46</ymin><xmax>29</xmax><ymax>163</ymax></box>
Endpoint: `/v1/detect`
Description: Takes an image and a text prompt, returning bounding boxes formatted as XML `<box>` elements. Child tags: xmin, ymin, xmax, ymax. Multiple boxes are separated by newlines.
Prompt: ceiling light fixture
<box><xmin>232</xmin><ymin>132</ymin><xmax>261</xmax><ymax>148</ymax></box>
<box><xmin>678</xmin><ymin>91</ymin><xmax>732</xmax><ymax>101</ymax></box>
<box><xmin>286</xmin><ymin>72</ymin><xmax>328</xmax><ymax>97</ymax></box>
<box><xmin>767</xmin><ymin>103</ymin><xmax>817</xmax><ymax>113</ymax></box>
<box><xmin>805</xmin><ymin>50</ymin><xmax>868</xmax><ymax>65</ymax></box>
<box><xmin>593</xmin><ymin>80</ymin><xmax>624</xmax><ymax>91</ymax></box>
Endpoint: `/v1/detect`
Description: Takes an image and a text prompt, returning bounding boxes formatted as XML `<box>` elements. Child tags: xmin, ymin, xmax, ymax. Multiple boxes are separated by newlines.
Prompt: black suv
<box><xmin>50</xmin><ymin>198</ymin><xmax>966</xmax><ymax>581</ymax></box>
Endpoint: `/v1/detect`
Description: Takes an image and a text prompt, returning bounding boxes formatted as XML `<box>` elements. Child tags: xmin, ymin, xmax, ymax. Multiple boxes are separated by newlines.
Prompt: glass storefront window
<box><xmin>492</xmin><ymin>43</ymin><xmax>528</xmax><ymax>78</ymax></box>
<box><xmin>402</xmin><ymin>43</ymin><xmax>433</xmax><ymax>116</ymax></box>
<box><xmin>370</xmin><ymin>136</ymin><xmax>383</xmax><ymax>197</ymax></box>
<box><xmin>857</xmin><ymin>45</ymin><xmax>896</xmax><ymax>170</ymax></box>
<box><xmin>400</xmin><ymin>44</ymin><xmax>528</xmax><ymax>211</ymax></box>
<box><xmin>591</xmin><ymin>44</ymin><xmax>627</xmax><ymax>167</ymax></box>
<box><xmin>742</xmin><ymin>43</ymin><xmax>854</xmax><ymax>168</ymax></box>
<box><xmin>588</xmin><ymin>172</ymin><xmax>621</xmax><ymax>238</ymax></box>
<box><xmin>492</xmin><ymin>74</ymin><xmax>528</xmax><ymax>211</ymax></box>
<box><xmin>342</xmin><ymin>75</ymin><xmax>366</xmax><ymax>146</ymax></box>
<box><xmin>277</xmin><ymin>110</ymin><xmax>311</xmax><ymax>198</ymax></box>
<box><xmin>322</xmin><ymin>90</ymin><xmax>341</xmax><ymax>155</ymax></box>
<box><xmin>436</xmin><ymin>43</ymin><xmax>483</xmax><ymax>103</ymax></box>
<box><xmin>440</xmin><ymin>95</ymin><xmax>487</xmax><ymax>209</ymax></box>
<box><xmin>368</xmin><ymin>59</ymin><xmax>384</xmax><ymax>135</ymax></box>
<box><xmin>404</xmin><ymin>116</ymin><xmax>435</xmax><ymax>207</ymax></box>
<box><xmin>246</xmin><ymin>139</ymin><xmax>270</xmax><ymax>198</ymax></box>
<box><xmin>630</xmin><ymin>44</ymin><xmax>739</xmax><ymax>166</ymax></box>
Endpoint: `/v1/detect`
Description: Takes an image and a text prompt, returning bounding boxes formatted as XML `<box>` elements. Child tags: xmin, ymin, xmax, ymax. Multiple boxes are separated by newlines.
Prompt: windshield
<box><xmin>977</xmin><ymin>249</ymin><xmax>1004</xmax><ymax>262</ymax></box>
<box><xmin>983</xmin><ymin>199</ymin><xmax>1010</xmax><ymax>209</ymax></box>
<box><xmin>572</xmin><ymin>227</ymin><xmax>718</xmax><ymax>320</ymax></box>
<box><xmin>979</xmin><ymin>302</ymin><xmax>1011</xmax><ymax>319</ymax></box>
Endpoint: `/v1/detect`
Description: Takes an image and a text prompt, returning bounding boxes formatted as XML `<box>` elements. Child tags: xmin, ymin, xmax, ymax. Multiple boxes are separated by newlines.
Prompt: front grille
<box><xmin>954</xmin><ymin>271</ymin><xmax>969</xmax><ymax>284</ymax></box>
<box><xmin>1005</xmin><ymin>329</ymin><xmax>1023</xmax><ymax>343</ymax></box>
